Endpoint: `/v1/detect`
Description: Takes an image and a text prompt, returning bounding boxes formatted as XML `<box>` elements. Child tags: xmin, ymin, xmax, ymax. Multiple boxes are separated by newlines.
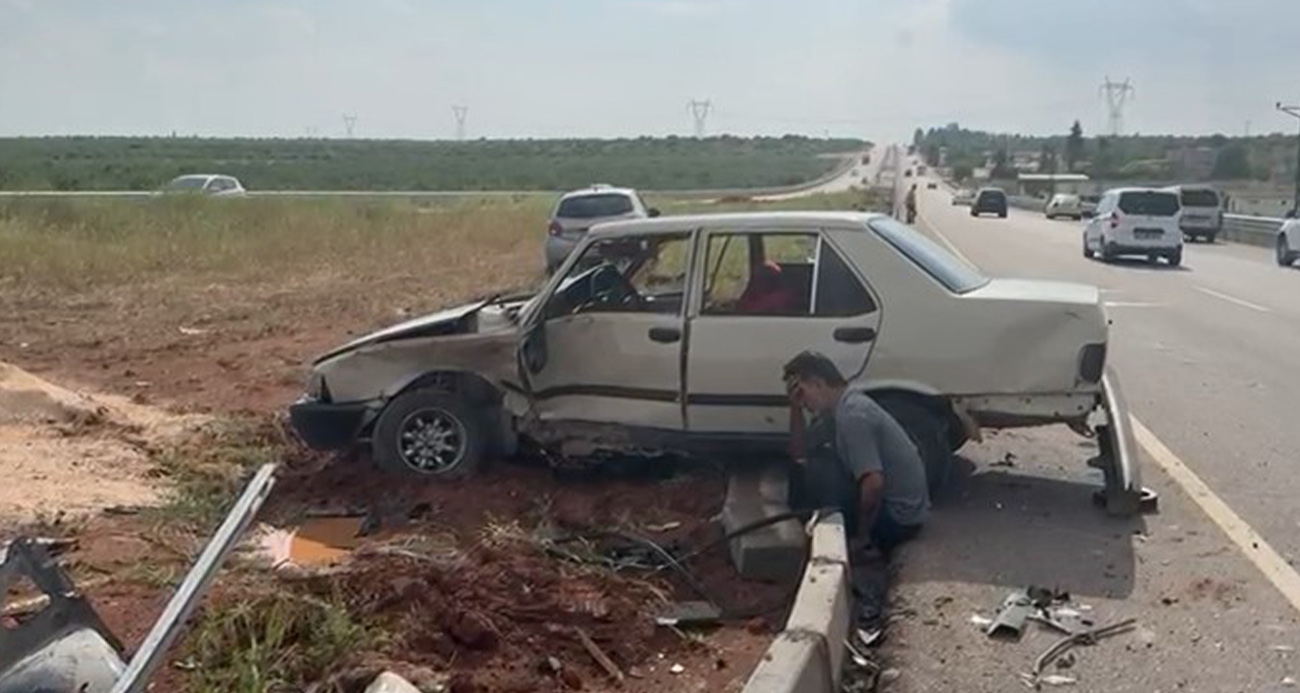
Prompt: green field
<box><xmin>0</xmin><ymin>135</ymin><xmax>866</xmax><ymax>192</ymax></box>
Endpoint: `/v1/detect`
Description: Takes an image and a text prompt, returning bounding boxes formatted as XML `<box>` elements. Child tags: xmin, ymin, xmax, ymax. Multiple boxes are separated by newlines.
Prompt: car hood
<box><xmin>313</xmin><ymin>299</ymin><xmax>493</xmax><ymax>365</ymax></box>
<box><xmin>965</xmin><ymin>278</ymin><xmax>1099</xmax><ymax>307</ymax></box>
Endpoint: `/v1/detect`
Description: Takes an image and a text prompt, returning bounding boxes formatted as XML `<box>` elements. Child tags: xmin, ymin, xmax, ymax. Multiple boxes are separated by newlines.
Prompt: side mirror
<box><xmin>647</xmin><ymin>208</ymin><xmax>662</xmax><ymax>218</ymax></box>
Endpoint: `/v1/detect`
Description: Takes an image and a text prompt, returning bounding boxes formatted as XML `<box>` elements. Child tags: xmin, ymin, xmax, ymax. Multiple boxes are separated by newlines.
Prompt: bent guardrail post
<box><xmin>1097</xmin><ymin>369</ymin><xmax>1147</xmax><ymax>517</ymax></box>
<box><xmin>109</xmin><ymin>463</ymin><xmax>278</xmax><ymax>693</ymax></box>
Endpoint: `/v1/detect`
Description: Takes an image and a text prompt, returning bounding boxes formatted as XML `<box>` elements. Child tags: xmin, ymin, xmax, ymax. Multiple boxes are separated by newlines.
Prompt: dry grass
<box><xmin>0</xmin><ymin>196</ymin><xmax>552</xmax><ymax>295</ymax></box>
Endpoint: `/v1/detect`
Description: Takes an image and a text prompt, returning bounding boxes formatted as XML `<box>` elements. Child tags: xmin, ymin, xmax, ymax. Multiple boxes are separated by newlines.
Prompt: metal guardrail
<box><xmin>1222</xmin><ymin>213</ymin><xmax>1284</xmax><ymax>248</ymax></box>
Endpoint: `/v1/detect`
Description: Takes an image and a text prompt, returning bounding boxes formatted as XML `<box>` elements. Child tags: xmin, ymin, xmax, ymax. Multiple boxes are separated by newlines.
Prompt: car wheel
<box><xmin>1167</xmin><ymin>249</ymin><xmax>1182</xmax><ymax>267</ymax></box>
<box><xmin>1100</xmin><ymin>239</ymin><xmax>1115</xmax><ymax>263</ymax></box>
<box><xmin>1083</xmin><ymin>235</ymin><xmax>1094</xmax><ymax>259</ymax></box>
<box><xmin>1277</xmin><ymin>236</ymin><xmax>1295</xmax><ymax>267</ymax></box>
<box><xmin>1205</xmin><ymin>232</ymin><xmax>1217</xmax><ymax>244</ymax></box>
<box><xmin>970</xmin><ymin>209</ymin><xmax>978</xmax><ymax>217</ymax></box>
<box><xmin>372</xmin><ymin>388</ymin><xmax>487</xmax><ymax>479</ymax></box>
<box><xmin>877</xmin><ymin>397</ymin><xmax>952</xmax><ymax>496</ymax></box>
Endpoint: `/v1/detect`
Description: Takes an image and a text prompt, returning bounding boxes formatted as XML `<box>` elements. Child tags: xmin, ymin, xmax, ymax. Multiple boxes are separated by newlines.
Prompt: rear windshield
<box><xmin>556</xmin><ymin>193</ymin><xmax>634</xmax><ymax>219</ymax></box>
<box><xmin>1053</xmin><ymin>194</ymin><xmax>1079</xmax><ymax>203</ymax></box>
<box><xmin>1179</xmin><ymin>189</ymin><xmax>1220</xmax><ymax>208</ymax></box>
<box><xmin>1118</xmin><ymin>191</ymin><xmax>1180</xmax><ymax>216</ymax></box>
<box><xmin>869</xmin><ymin>217</ymin><xmax>989</xmax><ymax>294</ymax></box>
<box><xmin>979</xmin><ymin>190</ymin><xmax>1006</xmax><ymax>201</ymax></box>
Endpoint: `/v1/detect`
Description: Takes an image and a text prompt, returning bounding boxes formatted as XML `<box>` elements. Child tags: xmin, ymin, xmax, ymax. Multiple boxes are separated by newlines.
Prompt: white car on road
<box><xmin>1083</xmin><ymin>188</ymin><xmax>1183</xmax><ymax>266</ymax></box>
<box><xmin>290</xmin><ymin>211</ymin><xmax>1145</xmax><ymax>514</ymax></box>
<box><xmin>1044</xmin><ymin>193</ymin><xmax>1084</xmax><ymax>220</ymax></box>
<box><xmin>545</xmin><ymin>185</ymin><xmax>659</xmax><ymax>273</ymax></box>
<box><xmin>162</xmin><ymin>174</ymin><xmax>246</xmax><ymax>197</ymax></box>
<box><xmin>1276</xmin><ymin>213</ymin><xmax>1300</xmax><ymax>267</ymax></box>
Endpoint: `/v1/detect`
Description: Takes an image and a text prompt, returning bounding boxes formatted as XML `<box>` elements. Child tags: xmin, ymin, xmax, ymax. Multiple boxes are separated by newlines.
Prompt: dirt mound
<box><xmin>0</xmin><ymin>361</ymin><xmax>204</xmax><ymax>527</ymax></box>
<box><xmin>310</xmin><ymin>540</ymin><xmax>672</xmax><ymax>692</ymax></box>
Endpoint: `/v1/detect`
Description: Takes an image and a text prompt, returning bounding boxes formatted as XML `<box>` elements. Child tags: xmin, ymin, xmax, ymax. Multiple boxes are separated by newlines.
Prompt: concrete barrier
<box><xmin>740</xmin><ymin>514</ymin><xmax>850</xmax><ymax>693</ymax></box>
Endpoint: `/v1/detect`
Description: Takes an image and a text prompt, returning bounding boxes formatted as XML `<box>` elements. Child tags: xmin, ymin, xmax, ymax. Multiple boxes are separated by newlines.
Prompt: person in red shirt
<box><xmin>736</xmin><ymin>260</ymin><xmax>797</xmax><ymax>314</ymax></box>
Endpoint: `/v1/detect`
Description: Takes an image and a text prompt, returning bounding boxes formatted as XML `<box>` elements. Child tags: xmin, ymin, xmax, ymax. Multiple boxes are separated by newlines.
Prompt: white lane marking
<box><xmin>1104</xmin><ymin>301</ymin><xmax>1161</xmax><ymax>308</ymax></box>
<box><xmin>1133</xmin><ymin>416</ymin><xmax>1300</xmax><ymax>615</ymax></box>
<box><xmin>915</xmin><ymin>209</ymin><xmax>977</xmax><ymax>267</ymax></box>
<box><xmin>1194</xmin><ymin>286</ymin><xmax>1271</xmax><ymax>313</ymax></box>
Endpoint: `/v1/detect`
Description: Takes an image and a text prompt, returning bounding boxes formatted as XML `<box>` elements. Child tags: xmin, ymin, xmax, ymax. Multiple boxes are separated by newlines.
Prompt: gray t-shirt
<box><xmin>833</xmin><ymin>386</ymin><xmax>931</xmax><ymax>526</ymax></box>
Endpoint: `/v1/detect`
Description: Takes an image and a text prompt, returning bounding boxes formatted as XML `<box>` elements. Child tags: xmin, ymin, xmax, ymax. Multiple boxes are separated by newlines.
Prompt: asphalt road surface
<box><xmin>884</xmin><ymin>166</ymin><xmax>1300</xmax><ymax>692</ymax></box>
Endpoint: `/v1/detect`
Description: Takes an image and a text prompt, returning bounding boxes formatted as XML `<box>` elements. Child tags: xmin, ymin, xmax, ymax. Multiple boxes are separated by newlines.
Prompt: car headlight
<box><xmin>304</xmin><ymin>372</ymin><xmax>328</xmax><ymax>401</ymax></box>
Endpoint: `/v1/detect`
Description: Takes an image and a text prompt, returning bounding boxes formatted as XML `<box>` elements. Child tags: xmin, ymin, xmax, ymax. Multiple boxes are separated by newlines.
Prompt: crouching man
<box><xmin>783</xmin><ymin>350</ymin><xmax>929</xmax><ymax>554</ymax></box>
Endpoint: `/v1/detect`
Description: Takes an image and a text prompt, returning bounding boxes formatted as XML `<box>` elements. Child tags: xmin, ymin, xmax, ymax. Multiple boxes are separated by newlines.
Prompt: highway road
<box><xmin>881</xmin><ymin>159</ymin><xmax>1300</xmax><ymax>691</ymax></box>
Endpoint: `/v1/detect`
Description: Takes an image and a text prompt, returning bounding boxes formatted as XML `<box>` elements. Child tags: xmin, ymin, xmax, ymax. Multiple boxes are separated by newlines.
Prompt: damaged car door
<box><xmin>518</xmin><ymin>231</ymin><xmax>695</xmax><ymax>435</ymax></box>
<box><xmin>684</xmin><ymin>228</ymin><xmax>881</xmax><ymax>434</ymax></box>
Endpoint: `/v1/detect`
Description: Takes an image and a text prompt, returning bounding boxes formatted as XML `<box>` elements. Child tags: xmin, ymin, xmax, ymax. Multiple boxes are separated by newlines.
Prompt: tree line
<box><xmin>913</xmin><ymin>123</ymin><xmax>1296</xmax><ymax>183</ymax></box>
<box><xmin>0</xmin><ymin>135</ymin><xmax>866</xmax><ymax>192</ymax></box>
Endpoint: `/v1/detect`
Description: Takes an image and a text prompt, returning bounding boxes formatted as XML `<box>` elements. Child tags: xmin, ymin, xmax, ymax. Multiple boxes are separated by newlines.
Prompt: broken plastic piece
<box><xmin>988</xmin><ymin>589</ymin><xmax>1035</xmax><ymax>639</ymax></box>
<box><xmin>655</xmin><ymin>601</ymin><xmax>722</xmax><ymax>626</ymax></box>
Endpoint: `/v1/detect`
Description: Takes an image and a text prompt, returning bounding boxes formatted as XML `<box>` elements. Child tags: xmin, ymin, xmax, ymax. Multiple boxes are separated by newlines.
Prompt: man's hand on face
<box><xmin>785</xmin><ymin>376</ymin><xmax>805</xmax><ymax>408</ymax></box>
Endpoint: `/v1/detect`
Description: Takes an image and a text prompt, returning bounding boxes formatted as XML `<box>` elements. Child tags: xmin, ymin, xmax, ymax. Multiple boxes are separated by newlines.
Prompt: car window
<box><xmin>166</xmin><ymin>176</ymin><xmax>207</xmax><ymax>191</ymax></box>
<box><xmin>546</xmin><ymin>233</ymin><xmax>691</xmax><ymax>317</ymax></box>
<box><xmin>814</xmin><ymin>243</ymin><xmax>876</xmax><ymax>316</ymax></box>
<box><xmin>1179</xmin><ymin>189</ymin><xmax>1219</xmax><ymax>208</ymax></box>
<box><xmin>556</xmin><ymin>193</ymin><xmax>635</xmax><ymax>219</ymax></box>
<box><xmin>208</xmin><ymin>178</ymin><xmax>230</xmax><ymax>192</ymax></box>
<box><xmin>701</xmin><ymin>232</ymin><xmax>817</xmax><ymax>316</ymax></box>
<box><xmin>1118</xmin><ymin>191</ymin><xmax>1179</xmax><ymax>216</ymax></box>
<box><xmin>868</xmin><ymin>217</ymin><xmax>989</xmax><ymax>294</ymax></box>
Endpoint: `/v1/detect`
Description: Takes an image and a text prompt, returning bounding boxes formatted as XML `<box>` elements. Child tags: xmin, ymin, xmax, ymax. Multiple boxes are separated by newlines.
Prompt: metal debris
<box><xmin>1031</xmin><ymin>618</ymin><xmax>1139</xmax><ymax>683</ymax></box>
<box><xmin>575</xmin><ymin>627</ymin><xmax>624</xmax><ymax>685</ymax></box>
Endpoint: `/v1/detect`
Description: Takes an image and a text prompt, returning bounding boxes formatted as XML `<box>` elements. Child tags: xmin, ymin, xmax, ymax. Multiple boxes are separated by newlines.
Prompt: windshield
<box><xmin>556</xmin><ymin>193</ymin><xmax>634</xmax><ymax>219</ymax></box>
<box><xmin>166</xmin><ymin>176</ymin><xmax>208</xmax><ymax>190</ymax></box>
<box><xmin>1179</xmin><ymin>188</ymin><xmax>1220</xmax><ymax>208</ymax></box>
<box><xmin>1119</xmin><ymin>191</ymin><xmax>1180</xmax><ymax>216</ymax></box>
<box><xmin>869</xmin><ymin>216</ymin><xmax>989</xmax><ymax>293</ymax></box>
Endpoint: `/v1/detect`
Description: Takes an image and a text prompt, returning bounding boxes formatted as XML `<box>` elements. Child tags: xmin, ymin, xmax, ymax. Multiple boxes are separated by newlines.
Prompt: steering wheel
<box><xmin>582</xmin><ymin>264</ymin><xmax>642</xmax><ymax>311</ymax></box>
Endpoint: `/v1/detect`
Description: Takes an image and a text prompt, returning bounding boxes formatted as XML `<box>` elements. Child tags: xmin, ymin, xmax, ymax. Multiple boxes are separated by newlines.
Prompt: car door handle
<box><xmin>648</xmin><ymin>326</ymin><xmax>682</xmax><ymax>343</ymax></box>
<box><xmin>833</xmin><ymin>326</ymin><xmax>876</xmax><ymax>344</ymax></box>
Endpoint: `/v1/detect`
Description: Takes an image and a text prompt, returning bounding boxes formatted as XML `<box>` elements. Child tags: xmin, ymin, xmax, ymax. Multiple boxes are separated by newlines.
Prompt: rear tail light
<box><xmin>548</xmin><ymin>220</ymin><xmax>563</xmax><ymax>237</ymax></box>
<box><xmin>1109</xmin><ymin>212</ymin><xmax>1121</xmax><ymax>229</ymax></box>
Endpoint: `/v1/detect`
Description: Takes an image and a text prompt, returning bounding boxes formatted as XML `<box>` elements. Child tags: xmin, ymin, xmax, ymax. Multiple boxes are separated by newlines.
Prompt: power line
<box><xmin>452</xmin><ymin>105</ymin><xmax>469</xmax><ymax>141</ymax></box>
<box><xmin>1099</xmin><ymin>77</ymin><xmax>1135</xmax><ymax>136</ymax></box>
<box><xmin>687</xmin><ymin>99</ymin><xmax>712</xmax><ymax>137</ymax></box>
<box><xmin>341</xmin><ymin>113</ymin><xmax>358</xmax><ymax>138</ymax></box>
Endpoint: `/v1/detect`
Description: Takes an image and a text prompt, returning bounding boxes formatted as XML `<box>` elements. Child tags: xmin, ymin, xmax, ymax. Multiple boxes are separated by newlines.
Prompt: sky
<box><xmin>1</xmin><ymin>0</ymin><xmax>1298</xmax><ymax>141</ymax></box>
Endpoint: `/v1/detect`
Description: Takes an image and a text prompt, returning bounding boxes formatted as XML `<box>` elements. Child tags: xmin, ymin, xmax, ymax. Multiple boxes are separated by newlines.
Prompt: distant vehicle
<box><xmin>545</xmin><ymin>185</ymin><xmax>659</xmax><ymax>273</ymax></box>
<box><xmin>918</xmin><ymin>165</ymin><xmax>928</xmax><ymax>175</ymax></box>
<box><xmin>1082</xmin><ymin>188</ymin><xmax>1183</xmax><ymax>266</ymax></box>
<box><xmin>971</xmin><ymin>188</ymin><xmax>1008</xmax><ymax>218</ymax></box>
<box><xmin>1044</xmin><ymin>193</ymin><xmax>1084</xmax><ymax>220</ymax></box>
<box><xmin>904</xmin><ymin>169</ymin><xmax>914</xmax><ymax>177</ymax></box>
<box><xmin>1165</xmin><ymin>185</ymin><xmax>1223</xmax><ymax>243</ymax></box>
<box><xmin>1276</xmin><ymin>212</ymin><xmax>1300</xmax><ymax>267</ymax></box>
<box><xmin>1079</xmin><ymin>194</ymin><xmax>1101</xmax><ymax>218</ymax></box>
<box><xmin>927</xmin><ymin>182</ymin><xmax>938</xmax><ymax>190</ymax></box>
<box><xmin>162</xmin><ymin>174</ymin><xmax>246</xmax><ymax>197</ymax></box>
<box><xmin>952</xmin><ymin>189</ymin><xmax>975</xmax><ymax>206</ymax></box>
<box><xmin>862</xmin><ymin>154</ymin><xmax>871</xmax><ymax>165</ymax></box>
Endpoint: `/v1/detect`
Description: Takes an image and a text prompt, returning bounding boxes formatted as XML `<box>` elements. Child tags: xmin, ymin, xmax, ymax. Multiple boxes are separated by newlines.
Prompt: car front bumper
<box><xmin>288</xmin><ymin>397</ymin><xmax>377</xmax><ymax>450</ymax></box>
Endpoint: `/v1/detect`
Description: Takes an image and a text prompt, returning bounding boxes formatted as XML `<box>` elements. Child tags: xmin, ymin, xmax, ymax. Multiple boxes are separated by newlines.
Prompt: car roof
<box><xmin>1105</xmin><ymin>187</ymin><xmax>1178</xmax><ymax>195</ymax></box>
<box><xmin>560</xmin><ymin>185</ymin><xmax>638</xmax><ymax>199</ymax></box>
<box><xmin>589</xmin><ymin>211</ymin><xmax>884</xmax><ymax>238</ymax></box>
<box><xmin>172</xmin><ymin>174</ymin><xmax>238</xmax><ymax>182</ymax></box>
<box><xmin>977</xmin><ymin>187</ymin><xmax>1006</xmax><ymax>193</ymax></box>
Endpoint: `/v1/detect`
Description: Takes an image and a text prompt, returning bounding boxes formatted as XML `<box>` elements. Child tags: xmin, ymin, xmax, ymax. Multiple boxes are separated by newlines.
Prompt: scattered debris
<box><xmin>970</xmin><ymin>613</ymin><xmax>993</xmax><ymax>627</ymax></box>
<box><xmin>879</xmin><ymin>668</ymin><xmax>901</xmax><ymax>684</ymax></box>
<box><xmin>1159</xmin><ymin>595</ymin><xmax>1179</xmax><ymax>606</ymax></box>
<box><xmin>1019</xmin><ymin>673</ymin><xmax>1077</xmax><ymax>688</ymax></box>
<box><xmin>177</xmin><ymin>326</ymin><xmax>208</xmax><ymax>336</ymax></box>
<box><xmin>645</xmin><ymin>521</ymin><xmax>682</xmax><ymax>533</ymax></box>
<box><xmin>669</xmin><ymin>663</ymin><xmax>685</xmax><ymax>675</ymax></box>
<box><xmin>1031</xmin><ymin>618</ymin><xmax>1139</xmax><ymax>684</ymax></box>
<box><xmin>366</xmin><ymin>672</ymin><xmax>422</xmax><ymax>693</ymax></box>
<box><xmin>1283</xmin><ymin>676</ymin><xmax>1297</xmax><ymax>687</ymax></box>
<box><xmin>855</xmin><ymin>626</ymin><xmax>885</xmax><ymax>649</ymax></box>
<box><xmin>1274</xmin><ymin>645</ymin><xmax>1297</xmax><ymax>653</ymax></box>
<box><xmin>992</xmin><ymin>452</ymin><xmax>1017</xmax><ymax>468</ymax></box>
<box><xmin>655</xmin><ymin>601</ymin><xmax>722</xmax><ymax>627</ymax></box>
<box><xmin>1054</xmin><ymin>652</ymin><xmax>1076</xmax><ymax>670</ymax></box>
<box><xmin>575</xmin><ymin>627</ymin><xmax>624</xmax><ymax>685</ymax></box>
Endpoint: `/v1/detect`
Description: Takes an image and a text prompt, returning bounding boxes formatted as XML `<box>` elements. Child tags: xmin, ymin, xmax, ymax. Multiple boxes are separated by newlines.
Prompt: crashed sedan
<box><xmin>290</xmin><ymin>212</ymin><xmax>1144</xmax><ymax>514</ymax></box>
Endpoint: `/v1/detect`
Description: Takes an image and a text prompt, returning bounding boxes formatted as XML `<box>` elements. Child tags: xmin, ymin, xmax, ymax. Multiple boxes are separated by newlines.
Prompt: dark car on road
<box><xmin>971</xmin><ymin>188</ymin><xmax>1008</xmax><ymax>218</ymax></box>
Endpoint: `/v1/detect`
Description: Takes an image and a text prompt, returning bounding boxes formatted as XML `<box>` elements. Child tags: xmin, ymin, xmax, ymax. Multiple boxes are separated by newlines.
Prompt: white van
<box><xmin>1082</xmin><ymin>188</ymin><xmax>1183</xmax><ymax>266</ymax></box>
<box><xmin>1166</xmin><ymin>185</ymin><xmax>1223</xmax><ymax>243</ymax></box>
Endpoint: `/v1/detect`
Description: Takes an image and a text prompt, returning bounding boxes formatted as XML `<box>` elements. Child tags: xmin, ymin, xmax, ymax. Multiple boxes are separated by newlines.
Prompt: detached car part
<box><xmin>0</xmin><ymin>463</ymin><xmax>277</xmax><ymax>693</ymax></box>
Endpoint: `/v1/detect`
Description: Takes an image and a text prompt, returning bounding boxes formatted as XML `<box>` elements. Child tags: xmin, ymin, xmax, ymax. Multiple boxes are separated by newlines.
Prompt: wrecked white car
<box><xmin>290</xmin><ymin>212</ymin><xmax>1145</xmax><ymax>514</ymax></box>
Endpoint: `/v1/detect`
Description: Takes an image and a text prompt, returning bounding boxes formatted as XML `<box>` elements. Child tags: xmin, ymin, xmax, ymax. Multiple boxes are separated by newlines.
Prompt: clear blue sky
<box><xmin>1</xmin><ymin>0</ymin><xmax>1296</xmax><ymax>140</ymax></box>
